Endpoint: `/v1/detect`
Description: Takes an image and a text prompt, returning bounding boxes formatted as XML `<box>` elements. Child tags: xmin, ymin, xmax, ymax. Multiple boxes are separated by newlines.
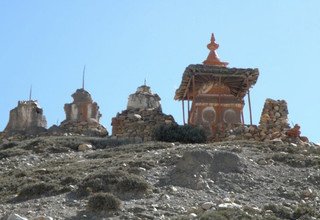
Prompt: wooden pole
<box><xmin>182</xmin><ymin>99</ymin><xmax>186</xmax><ymax>125</ymax></box>
<box><xmin>192</xmin><ymin>76</ymin><xmax>195</xmax><ymax>101</ymax></box>
<box><xmin>241</xmin><ymin>109</ymin><xmax>244</xmax><ymax>124</ymax></box>
<box><xmin>248</xmin><ymin>90</ymin><xmax>253</xmax><ymax>125</ymax></box>
<box><xmin>187</xmin><ymin>98</ymin><xmax>190</xmax><ymax>123</ymax></box>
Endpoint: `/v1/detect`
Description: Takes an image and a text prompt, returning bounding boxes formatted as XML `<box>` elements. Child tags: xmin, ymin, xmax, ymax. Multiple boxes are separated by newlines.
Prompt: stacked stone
<box><xmin>257</xmin><ymin>99</ymin><xmax>290</xmax><ymax>140</ymax></box>
<box><xmin>59</xmin><ymin>120</ymin><xmax>108</xmax><ymax>137</ymax></box>
<box><xmin>112</xmin><ymin>108</ymin><xmax>175</xmax><ymax>141</ymax></box>
<box><xmin>226</xmin><ymin>99</ymin><xmax>292</xmax><ymax>142</ymax></box>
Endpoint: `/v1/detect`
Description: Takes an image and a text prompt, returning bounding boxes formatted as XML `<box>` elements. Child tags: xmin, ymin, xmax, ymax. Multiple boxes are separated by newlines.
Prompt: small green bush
<box><xmin>87</xmin><ymin>192</ymin><xmax>121</xmax><ymax>211</ymax></box>
<box><xmin>153</xmin><ymin>124</ymin><xmax>206</xmax><ymax>143</ymax></box>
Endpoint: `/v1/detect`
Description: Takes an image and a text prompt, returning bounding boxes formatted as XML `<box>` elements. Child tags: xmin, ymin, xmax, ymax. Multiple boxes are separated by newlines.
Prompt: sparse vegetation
<box><xmin>77</xmin><ymin>170</ymin><xmax>150</xmax><ymax>199</ymax></box>
<box><xmin>87</xmin><ymin>192</ymin><xmax>121</xmax><ymax>211</ymax></box>
<box><xmin>17</xmin><ymin>182</ymin><xmax>60</xmax><ymax>200</ymax></box>
<box><xmin>153</xmin><ymin>124</ymin><xmax>207</xmax><ymax>143</ymax></box>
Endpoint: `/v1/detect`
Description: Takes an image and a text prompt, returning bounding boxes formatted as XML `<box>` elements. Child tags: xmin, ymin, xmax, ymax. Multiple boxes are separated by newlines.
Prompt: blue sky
<box><xmin>1</xmin><ymin>1</ymin><xmax>319</xmax><ymax>142</ymax></box>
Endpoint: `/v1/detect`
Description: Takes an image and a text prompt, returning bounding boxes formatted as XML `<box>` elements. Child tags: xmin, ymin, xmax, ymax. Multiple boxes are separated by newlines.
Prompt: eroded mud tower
<box><xmin>4</xmin><ymin>100</ymin><xmax>47</xmax><ymax>135</ymax></box>
<box><xmin>59</xmin><ymin>88</ymin><xmax>108</xmax><ymax>136</ymax></box>
<box><xmin>112</xmin><ymin>84</ymin><xmax>176</xmax><ymax>141</ymax></box>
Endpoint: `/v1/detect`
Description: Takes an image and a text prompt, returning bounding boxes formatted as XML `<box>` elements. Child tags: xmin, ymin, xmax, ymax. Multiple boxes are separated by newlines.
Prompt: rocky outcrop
<box><xmin>59</xmin><ymin>89</ymin><xmax>108</xmax><ymax>136</ymax></box>
<box><xmin>112</xmin><ymin>85</ymin><xmax>176</xmax><ymax>141</ymax></box>
<box><xmin>4</xmin><ymin>100</ymin><xmax>47</xmax><ymax>135</ymax></box>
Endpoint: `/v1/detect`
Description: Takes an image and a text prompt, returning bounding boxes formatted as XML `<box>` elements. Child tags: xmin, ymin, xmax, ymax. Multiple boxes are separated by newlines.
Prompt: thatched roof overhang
<box><xmin>174</xmin><ymin>64</ymin><xmax>259</xmax><ymax>101</ymax></box>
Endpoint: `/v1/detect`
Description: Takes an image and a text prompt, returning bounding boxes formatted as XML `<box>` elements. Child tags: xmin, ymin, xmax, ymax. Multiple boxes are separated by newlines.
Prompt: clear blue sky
<box><xmin>1</xmin><ymin>1</ymin><xmax>319</xmax><ymax>142</ymax></box>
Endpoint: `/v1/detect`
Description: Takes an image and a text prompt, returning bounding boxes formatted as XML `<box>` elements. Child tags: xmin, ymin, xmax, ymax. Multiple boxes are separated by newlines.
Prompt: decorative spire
<box><xmin>203</xmin><ymin>33</ymin><xmax>228</xmax><ymax>67</ymax></box>
<box><xmin>82</xmin><ymin>65</ymin><xmax>86</xmax><ymax>89</ymax></box>
<box><xmin>29</xmin><ymin>85</ymin><xmax>32</xmax><ymax>101</ymax></box>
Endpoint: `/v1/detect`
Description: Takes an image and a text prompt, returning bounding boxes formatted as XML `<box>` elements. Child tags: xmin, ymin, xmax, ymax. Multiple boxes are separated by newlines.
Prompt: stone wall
<box><xmin>112</xmin><ymin>108</ymin><xmax>176</xmax><ymax>141</ymax></box>
<box><xmin>258</xmin><ymin>99</ymin><xmax>290</xmax><ymax>140</ymax></box>
<box><xmin>4</xmin><ymin>100</ymin><xmax>47</xmax><ymax>135</ymax></box>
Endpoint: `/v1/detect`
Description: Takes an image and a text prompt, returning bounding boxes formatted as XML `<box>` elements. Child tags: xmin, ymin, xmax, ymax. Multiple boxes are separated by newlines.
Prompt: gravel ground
<box><xmin>0</xmin><ymin>136</ymin><xmax>320</xmax><ymax>219</ymax></box>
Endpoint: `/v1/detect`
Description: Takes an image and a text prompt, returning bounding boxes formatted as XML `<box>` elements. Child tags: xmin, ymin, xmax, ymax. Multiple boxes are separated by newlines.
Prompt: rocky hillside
<box><xmin>0</xmin><ymin>136</ymin><xmax>320</xmax><ymax>219</ymax></box>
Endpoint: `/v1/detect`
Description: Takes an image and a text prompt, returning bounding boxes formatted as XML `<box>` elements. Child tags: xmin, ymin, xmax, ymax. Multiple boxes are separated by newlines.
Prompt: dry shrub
<box><xmin>87</xmin><ymin>192</ymin><xmax>121</xmax><ymax>211</ymax></box>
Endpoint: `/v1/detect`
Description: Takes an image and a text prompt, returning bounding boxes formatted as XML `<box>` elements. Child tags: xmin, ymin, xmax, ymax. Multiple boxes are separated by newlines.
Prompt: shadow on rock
<box><xmin>158</xmin><ymin>149</ymin><xmax>245</xmax><ymax>190</ymax></box>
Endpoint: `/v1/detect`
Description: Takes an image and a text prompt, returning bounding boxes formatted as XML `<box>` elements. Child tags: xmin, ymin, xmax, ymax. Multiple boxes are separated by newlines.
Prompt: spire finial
<box><xmin>29</xmin><ymin>85</ymin><xmax>32</xmax><ymax>101</ymax></box>
<box><xmin>82</xmin><ymin>65</ymin><xmax>86</xmax><ymax>89</ymax></box>
<box><xmin>144</xmin><ymin>78</ymin><xmax>147</xmax><ymax>86</ymax></box>
<box><xmin>203</xmin><ymin>33</ymin><xmax>228</xmax><ymax>67</ymax></box>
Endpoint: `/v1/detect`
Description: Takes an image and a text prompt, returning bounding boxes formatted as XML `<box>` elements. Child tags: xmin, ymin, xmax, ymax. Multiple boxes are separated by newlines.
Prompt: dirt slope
<box><xmin>0</xmin><ymin>136</ymin><xmax>319</xmax><ymax>219</ymax></box>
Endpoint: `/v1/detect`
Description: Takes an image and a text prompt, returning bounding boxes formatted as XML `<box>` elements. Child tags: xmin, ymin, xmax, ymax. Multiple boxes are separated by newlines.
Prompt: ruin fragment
<box><xmin>4</xmin><ymin>100</ymin><xmax>47</xmax><ymax>135</ymax></box>
<box><xmin>59</xmin><ymin>89</ymin><xmax>108</xmax><ymax>136</ymax></box>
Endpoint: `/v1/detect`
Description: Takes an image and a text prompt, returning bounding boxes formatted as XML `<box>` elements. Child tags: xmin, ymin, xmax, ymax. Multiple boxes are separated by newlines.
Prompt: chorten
<box><xmin>4</xmin><ymin>100</ymin><xmax>47</xmax><ymax>135</ymax></box>
<box><xmin>127</xmin><ymin>84</ymin><xmax>161</xmax><ymax>111</ymax></box>
<box><xmin>112</xmin><ymin>84</ymin><xmax>175</xmax><ymax>141</ymax></box>
<box><xmin>59</xmin><ymin>88</ymin><xmax>108</xmax><ymax>136</ymax></box>
<box><xmin>175</xmin><ymin>33</ymin><xmax>259</xmax><ymax>139</ymax></box>
<box><xmin>59</xmin><ymin>68</ymin><xmax>108</xmax><ymax>136</ymax></box>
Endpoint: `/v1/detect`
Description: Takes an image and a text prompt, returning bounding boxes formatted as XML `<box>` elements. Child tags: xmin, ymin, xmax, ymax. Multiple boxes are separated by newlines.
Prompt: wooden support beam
<box><xmin>192</xmin><ymin>76</ymin><xmax>196</xmax><ymax>101</ymax></box>
<box><xmin>248</xmin><ymin>90</ymin><xmax>253</xmax><ymax>125</ymax></box>
<box><xmin>187</xmin><ymin>99</ymin><xmax>190</xmax><ymax>123</ymax></box>
<box><xmin>182</xmin><ymin>99</ymin><xmax>186</xmax><ymax>125</ymax></box>
<box><xmin>241</xmin><ymin>109</ymin><xmax>244</xmax><ymax>124</ymax></box>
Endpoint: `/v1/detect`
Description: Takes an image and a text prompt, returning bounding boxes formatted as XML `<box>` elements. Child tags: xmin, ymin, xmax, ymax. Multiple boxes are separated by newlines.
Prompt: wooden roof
<box><xmin>174</xmin><ymin>64</ymin><xmax>259</xmax><ymax>100</ymax></box>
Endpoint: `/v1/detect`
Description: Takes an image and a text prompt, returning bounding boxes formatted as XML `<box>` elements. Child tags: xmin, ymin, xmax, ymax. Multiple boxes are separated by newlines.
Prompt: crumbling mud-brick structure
<box><xmin>112</xmin><ymin>84</ymin><xmax>176</xmax><ymax>141</ymax></box>
<box><xmin>175</xmin><ymin>33</ymin><xmax>259</xmax><ymax>138</ymax></box>
<box><xmin>4</xmin><ymin>100</ymin><xmax>47</xmax><ymax>135</ymax></box>
<box><xmin>59</xmin><ymin>88</ymin><xmax>108</xmax><ymax>136</ymax></box>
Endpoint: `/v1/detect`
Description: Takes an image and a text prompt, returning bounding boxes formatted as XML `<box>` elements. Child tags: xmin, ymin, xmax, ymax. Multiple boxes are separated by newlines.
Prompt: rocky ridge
<box><xmin>0</xmin><ymin>136</ymin><xmax>319</xmax><ymax>219</ymax></box>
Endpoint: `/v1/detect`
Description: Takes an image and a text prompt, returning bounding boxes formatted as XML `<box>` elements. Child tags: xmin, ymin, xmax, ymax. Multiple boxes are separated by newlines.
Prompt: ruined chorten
<box><xmin>112</xmin><ymin>84</ymin><xmax>175</xmax><ymax>141</ymax></box>
<box><xmin>127</xmin><ymin>85</ymin><xmax>161</xmax><ymax>111</ymax></box>
<box><xmin>59</xmin><ymin>89</ymin><xmax>108</xmax><ymax>136</ymax></box>
<box><xmin>4</xmin><ymin>100</ymin><xmax>47</xmax><ymax>135</ymax></box>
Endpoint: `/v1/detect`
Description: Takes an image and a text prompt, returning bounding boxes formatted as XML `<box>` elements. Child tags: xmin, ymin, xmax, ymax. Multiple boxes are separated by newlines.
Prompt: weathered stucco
<box><xmin>4</xmin><ymin>100</ymin><xmax>47</xmax><ymax>134</ymax></box>
<box><xmin>60</xmin><ymin>89</ymin><xmax>108</xmax><ymax>136</ymax></box>
<box><xmin>64</xmin><ymin>89</ymin><xmax>101</xmax><ymax>122</ymax></box>
<box><xmin>127</xmin><ymin>85</ymin><xmax>161</xmax><ymax>111</ymax></box>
